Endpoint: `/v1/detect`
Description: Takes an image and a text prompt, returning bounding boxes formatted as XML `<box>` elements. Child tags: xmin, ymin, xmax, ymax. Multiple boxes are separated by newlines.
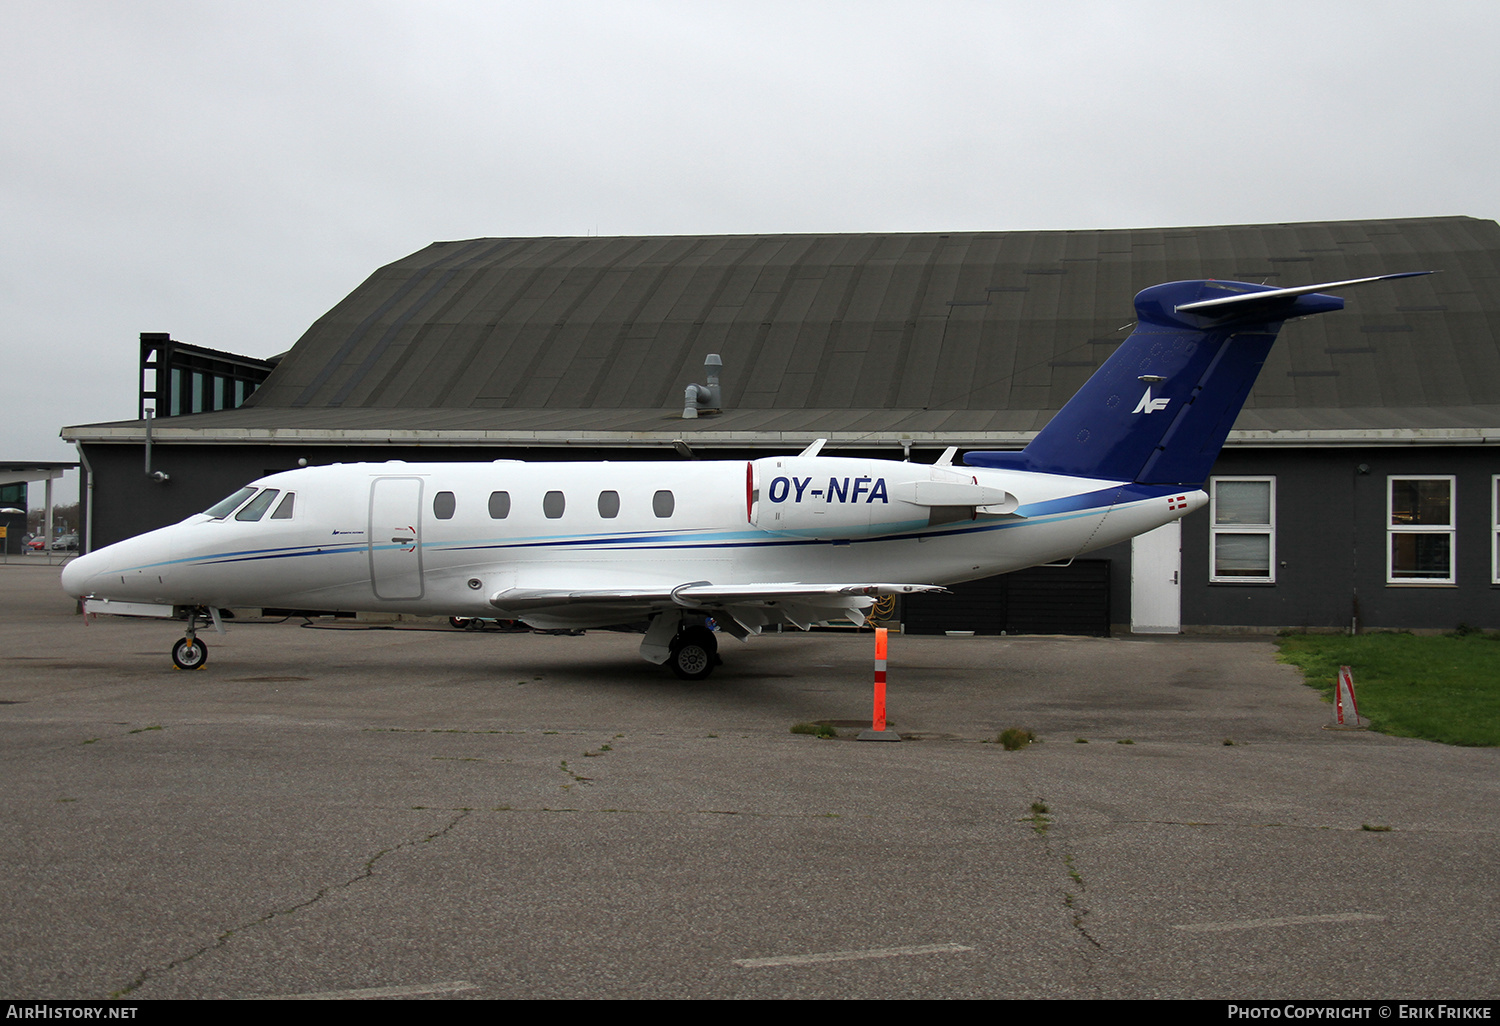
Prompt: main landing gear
<box><xmin>640</xmin><ymin>613</ymin><xmax>725</xmax><ymax>681</ymax></box>
<box><xmin>668</xmin><ymin>624</ymin><xmax>720</xmax><ymax>681</ymax></box>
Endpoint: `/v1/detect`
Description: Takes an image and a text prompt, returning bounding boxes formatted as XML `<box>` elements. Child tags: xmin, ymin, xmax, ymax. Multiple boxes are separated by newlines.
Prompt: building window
<box><xmin>598</xmin><ymin>491</ymin><xmax>620</xmax><ymax>518</ymax></box>
<box><xmin>544</xmin><ymin>490</ymin><xmax>566</xmax><ymax>519</ymax></box>
<box><xmin>488</xmin><ymin>491</ymin><xmax>510</xmax><ymax>519</ymax></box>
<box><xmin>432</xmin><ymin>491</ymin><xmax>456</xmax><ymax>520</ymax></box>
<box><xmin>1388</xmin><ymin>476</ymin><xmax>1455</xmax><ymax>584</ymax></box>
<box><xmin>653</xmin><ymin>490</ymin><xmax>675</xmax><ymax>518</ymax></box>
<box><xmin>1492</xmin><ymin>477</ymin><xmax>1499</xmax><ymax>585</ymax></box>
<box><xmin>1209</xmin><ymin>477</ymin><xmax>1275</xmax><ymax>582</ymax></box>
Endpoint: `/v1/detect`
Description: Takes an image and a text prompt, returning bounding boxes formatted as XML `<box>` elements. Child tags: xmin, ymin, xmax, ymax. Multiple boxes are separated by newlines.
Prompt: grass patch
<box><xmin>791</xmin><ymin>722</ymin><xmax>838</xmax><ymax>739</ymax></box>
<box><xmin>997</xmin><ymin>727</ymin><xmax>1036</xmax><ymax>751</ymax></box>
<box><xmin>1275</xmin><ymin>632</ymin><xmax>1500</xmax><ymax>747</ymax></box>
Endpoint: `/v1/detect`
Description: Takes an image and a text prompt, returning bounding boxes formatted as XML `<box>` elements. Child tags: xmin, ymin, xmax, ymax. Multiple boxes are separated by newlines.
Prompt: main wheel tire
<box><xmin>171</xmin><ymin>637</ymin><xmax>208</xmax><ymax>671</ymax></box>
<box><xmin>679</xmin><ymin>624</ymin><xmax>718</xmax><ymax>656</ymax></box>
<box><xmin>668</xmin><ymin>625</ymin><xmax>718</xmax><ymax>681</ymax></box>
<box><xmin>449</xmin><ymin>616</ymin><xmax>474</xmax><ymax>629</ymax></box>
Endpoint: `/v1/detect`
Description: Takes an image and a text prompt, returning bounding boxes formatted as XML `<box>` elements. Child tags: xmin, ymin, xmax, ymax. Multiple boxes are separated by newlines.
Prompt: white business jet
<box><xmin>63</xmin><ymin>273</ymin><xmax>1426</xmax><ymax>679</ymax></box>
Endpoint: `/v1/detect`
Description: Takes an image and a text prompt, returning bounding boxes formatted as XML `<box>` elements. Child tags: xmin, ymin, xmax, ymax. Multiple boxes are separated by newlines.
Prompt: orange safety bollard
<box><xmin>859</xmin><ymin>626</ymin><xmax>900</xmax><ymax>741</ymax></box>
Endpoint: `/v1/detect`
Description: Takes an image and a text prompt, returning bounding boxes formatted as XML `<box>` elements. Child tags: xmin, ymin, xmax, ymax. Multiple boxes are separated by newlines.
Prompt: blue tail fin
<box><xmin>964</xmin><ymin>273</ymin><xmax>1429</xmax><ymax>487</ymax></box>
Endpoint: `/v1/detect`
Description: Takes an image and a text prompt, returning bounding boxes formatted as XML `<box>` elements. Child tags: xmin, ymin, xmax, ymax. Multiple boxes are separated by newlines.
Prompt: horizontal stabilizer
<box><xmin>1173</xmin><ymin>271</ymin><xmax>1434</xmax><ymax>317</ymax></box>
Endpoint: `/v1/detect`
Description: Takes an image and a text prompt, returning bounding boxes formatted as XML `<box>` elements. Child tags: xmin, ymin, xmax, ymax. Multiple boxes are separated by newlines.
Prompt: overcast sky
<box><xmin>4</xmin><ymin>0</ymin><xmax>1497</xmax><ymax>500</ymax></box>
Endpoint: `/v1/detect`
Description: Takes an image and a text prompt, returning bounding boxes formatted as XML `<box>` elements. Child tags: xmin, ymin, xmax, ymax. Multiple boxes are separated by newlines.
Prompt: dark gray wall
<box><xmin>1183</xmin><ymin>447</ymin><xmax>1499</xmax><ymax>631</ymax></box>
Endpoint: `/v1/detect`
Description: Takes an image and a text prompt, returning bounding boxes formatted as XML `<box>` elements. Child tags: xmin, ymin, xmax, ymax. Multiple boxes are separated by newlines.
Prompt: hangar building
<box><xmin>63</xmin><ymin>215</ymin><xmax>1500</xmax><ymax>634</ymax></box>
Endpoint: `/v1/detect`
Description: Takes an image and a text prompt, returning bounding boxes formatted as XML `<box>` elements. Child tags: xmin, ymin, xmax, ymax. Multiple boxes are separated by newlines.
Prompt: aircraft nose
<box><xmin>63</xmin><ymin>525</ymin><xmax>181</xmax><ymax>606</ymax></box>
<box><xmin>60</xmin><ymin>525</ymin><xmax>178</xmax><ymax>601</ymax></box>
<box><xmin>60</xmin><ymin>548</ymin><xmax>109</xmax><ymax>598</ymax></box>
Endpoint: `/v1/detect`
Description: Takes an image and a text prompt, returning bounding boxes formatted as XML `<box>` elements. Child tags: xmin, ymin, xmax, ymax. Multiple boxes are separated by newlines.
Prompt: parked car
<box><xmin>50</xmin><ymin>534</ymin><xmax>78</xmax><ymax>551</ymax></box>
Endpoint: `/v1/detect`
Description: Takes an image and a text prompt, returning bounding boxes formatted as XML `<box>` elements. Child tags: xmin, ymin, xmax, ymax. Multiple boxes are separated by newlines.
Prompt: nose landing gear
<box><xmin>172</xmin><ymin>635</ymin><xmax>208</xmax><ymax>670</ymax></box>
<box><xmin>171</xmin><ymin>607</ymin><xmax>210</xmax><ymax>670</ymax></box>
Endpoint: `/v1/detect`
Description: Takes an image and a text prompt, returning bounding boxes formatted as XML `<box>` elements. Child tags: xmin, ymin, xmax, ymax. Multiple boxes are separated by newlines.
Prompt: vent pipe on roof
<box><xmin>682</xmin><ymin>354</ymin><xmax>723</xmax><ymax>419</ymax></box>
<box><xmin>143</xmin><ymin>410</ymin><xmax>169</xmax><ymax>483</ymax></box>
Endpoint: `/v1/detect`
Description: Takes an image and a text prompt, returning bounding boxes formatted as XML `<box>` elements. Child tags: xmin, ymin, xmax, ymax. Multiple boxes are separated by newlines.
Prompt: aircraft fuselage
<box><xmin>62</xmin><ymin>457</ymin><xmax>1202</xmax><ymax>623</ymax></box>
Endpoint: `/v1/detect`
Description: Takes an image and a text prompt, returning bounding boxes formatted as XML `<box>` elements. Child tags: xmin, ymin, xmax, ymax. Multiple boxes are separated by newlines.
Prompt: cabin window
<box><xmin>235</xmin><ymin>488</ymin><xmax>280</xmax><ymax>522</ymax></box>
<box><xmin>489</xmin><ymin>491</ymin><xmax>511</xmax><ymax>519</ymax></box>
<box><xmin>653</xmin><ymin>490</ymin><xmax>675</xmax><ymax>518</ymax></box>
<box><xmin>433</xmin><ymin>491</ymin><xmax>456</xmax><ymax>520</ymax></box>
<box><xmin>270</xmin><ymin>492</ymin><xmax>296</xmax><ymax>520</ymax></box>
<box><xmin>544</xmin><ymin>490</ymin><xmax>566</xmax><ymax>519</ymax></box>
<box><xmin>204</xmin><ymin>486</ymin><xmax>256</xmax><ymax>519</ymax></box>
<box><xmin>1208</xmin><ymin>477</ymin><xmax>1275</xmax><ymax>583</ymax></box>
<box><xmin>1388</xmin><ymin>476</ymin><xmax>1454</xmax><ymax>584</ymax></box>
<box><xmin>598</xmin><ymin>490</ymin><xmax>620</xmax><ymax>518</ymax></box>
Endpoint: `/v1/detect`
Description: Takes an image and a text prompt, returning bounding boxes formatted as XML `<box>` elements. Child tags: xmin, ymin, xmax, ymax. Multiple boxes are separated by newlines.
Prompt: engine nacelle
<box><xmin>747</xmin><ymin>456</ymin><xmax>1018</xmax><ymax>539</ymax></box>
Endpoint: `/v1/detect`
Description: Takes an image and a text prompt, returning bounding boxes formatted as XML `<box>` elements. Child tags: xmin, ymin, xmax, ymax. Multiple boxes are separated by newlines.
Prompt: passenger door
<box><xmin>369</xmin><ymin>477</ymin><xmax>424</xmax><ymax>600</ymax></box>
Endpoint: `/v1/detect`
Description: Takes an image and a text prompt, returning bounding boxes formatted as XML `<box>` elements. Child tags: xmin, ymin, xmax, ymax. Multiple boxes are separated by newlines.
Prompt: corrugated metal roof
<box><xmin>65</xmin><ymin>216</ymin><xmax>1500</xmax><ymax>446</ymax></box>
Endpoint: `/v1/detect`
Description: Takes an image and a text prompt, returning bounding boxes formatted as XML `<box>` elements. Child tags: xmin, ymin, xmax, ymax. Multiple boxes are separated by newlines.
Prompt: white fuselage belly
<box><xmin>63</xmin><ymin>459</ymin><xmax>1205</xmax><ymax>622</ymax></box>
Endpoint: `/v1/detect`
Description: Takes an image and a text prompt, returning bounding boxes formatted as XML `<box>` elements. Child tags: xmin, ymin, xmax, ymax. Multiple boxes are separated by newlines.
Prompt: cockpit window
<box><xmin>205</xmin><ymin>487</ymin><xmax>257</xmax><ymax>519</ymax></box>
<box><xmin>270</xmin><ymin>492</ymin><xmax>295</xmax><ymax>520</ymax></box>
<box><xmin>235</xmin><ymin>488</ymin><xmax>280</xmax><ymax>522</ymax></box>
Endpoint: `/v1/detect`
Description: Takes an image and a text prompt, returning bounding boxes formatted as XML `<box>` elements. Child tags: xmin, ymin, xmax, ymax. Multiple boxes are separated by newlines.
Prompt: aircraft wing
<box><xmin>489</xmin><ymin>581</ymin><xmax>943</xmax><ymax>632</ymax></box>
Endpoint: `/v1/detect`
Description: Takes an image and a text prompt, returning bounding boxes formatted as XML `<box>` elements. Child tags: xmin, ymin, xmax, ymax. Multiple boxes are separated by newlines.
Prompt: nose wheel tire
<box><xmin>172</xmin><ymin>637</ymin><xmax>208</xmax><ymax>671</ymax></box>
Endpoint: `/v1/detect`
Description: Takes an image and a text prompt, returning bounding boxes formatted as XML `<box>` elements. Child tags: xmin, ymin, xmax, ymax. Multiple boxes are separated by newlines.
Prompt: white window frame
<box><xmin>1491</xmin><ymin>476</ymin><xmax>1499</xmax><ymax>586</ymax></box>
<box><xmin>1387</xmin><ymin>475</ymin><xmax>1456</xmax><ymax>585</ymax></box>
<box><xmin>1208</xmin><ymin>476</ymin><xmax>1276</xmax><ymax>583</ymax></box>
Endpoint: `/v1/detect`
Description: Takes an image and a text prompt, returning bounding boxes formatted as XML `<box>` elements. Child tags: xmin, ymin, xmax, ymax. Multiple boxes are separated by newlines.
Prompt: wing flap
<box><xmin>489</xmin><ymin>581</ymin><xmax>944</xmax><ymax>627</ymax></box>
<box><xmin>671</xmin><ymin>582</ymin><xmax>943</xmax><ymax>605</ymax></box>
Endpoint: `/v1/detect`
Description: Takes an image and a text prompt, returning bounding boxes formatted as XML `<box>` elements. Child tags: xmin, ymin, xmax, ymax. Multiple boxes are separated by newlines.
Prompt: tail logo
<box><xmin>1133</xmin><ymin>387</ymin><xmax>1170</xmax><ymax>415</ymax></box>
